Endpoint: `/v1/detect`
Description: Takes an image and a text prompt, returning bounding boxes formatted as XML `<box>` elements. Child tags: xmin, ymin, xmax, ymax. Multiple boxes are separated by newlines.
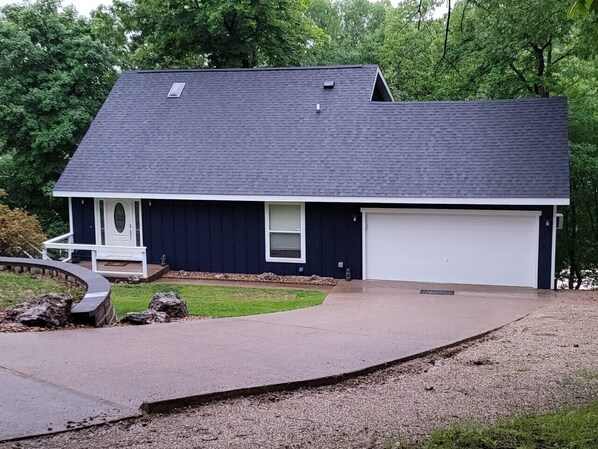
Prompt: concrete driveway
<box><xmin>0</xmin><ymin>280</ymin><xmax>552</xmax><ymax>441</ymax></box>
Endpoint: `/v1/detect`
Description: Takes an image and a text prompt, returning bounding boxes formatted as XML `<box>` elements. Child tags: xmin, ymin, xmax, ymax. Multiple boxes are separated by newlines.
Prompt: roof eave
<box><xmin>52</xmin><ymin>191</ymin><xmax>570</xmax><ymax>206</ymax></box>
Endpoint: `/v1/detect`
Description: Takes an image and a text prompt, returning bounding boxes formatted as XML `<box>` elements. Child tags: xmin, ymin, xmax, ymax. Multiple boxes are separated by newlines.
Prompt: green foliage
<box><xmin>0</xmin><ymin>203</ymin><xmax>45</xmax><ymax>257</ymax></box>
<box><xmin>379</xmin><ymin>0</ymin><xmax>445</xmax><ymax>100</ymax></box>
<box><xmin>110</xmin><ymin>283</ymin><xmax>326</xmax><ymax>318</ymax></box>
<box><xmin>2</xmin><ymin>0</ymin><xmax>597</xmax><ymax>287</ymax></box>
<box><xmin>0</xmin><ymin>0</ymin><xmax>117</xmax><ymax>230</ymax></box>
<box><xmin>424</xmin><ymin>402</ymin><xmax>598</xmax><ymax>449</ymax></box>
<box><xmin>0</xmin><ymin>271</ymin><xmax>77</xmax><ymax>310</ymax></box>
<box><xmin>569</xmin><ymin>0</ymin><xmax>598</xmax><ymax>18</ymax></box>
<box><xmin>106</xmin><ymin>0</ymin><xmax>318</xmax><ymax>69</ymax></box>
<box><xmin>305</xmin><ymin>0</ymin><xmax>389</xmax><ymax>66</ymax></box>
<box><xmin>438</xmin><ymin>0</ymin><xmax>574</xmax><ymax>99</ymax></box>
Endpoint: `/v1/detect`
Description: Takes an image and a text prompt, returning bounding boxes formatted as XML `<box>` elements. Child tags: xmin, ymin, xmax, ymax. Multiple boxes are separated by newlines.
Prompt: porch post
<box><xmin>91</xmin><ymin>250</ymin><xmax>98</xmax><ymax>273</ymax></box>
<box><xmin>141</xmin><ymin>249</ymin><xmax>148</xmax><ymax>279</ymax></box>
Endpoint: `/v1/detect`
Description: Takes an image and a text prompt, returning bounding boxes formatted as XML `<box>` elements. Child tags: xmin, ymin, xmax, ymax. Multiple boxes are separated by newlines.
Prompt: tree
<box><xmin>436</xmin><ymin>0</ymin><xmax>576</xmax><ymax>99</ymax></box>
<box><xmin>379</xmin><ymin>0</ymin><xmax>446</xmax><ymax>100</ymax></box>
<box><xmin>569</xmin><ymin>0</ymin><xmax>598</xmax><ymax>18</ymax></box>
<box><xmin>0</xmin><ymin>0</ymin><xmax>117</xmax><ymax>233</ymax></box>
<box><xmin>108</xmin><ymin>0</ymin><xmax>319</xmax><ymax>69</ymax></box>
<box><xmin>0</xmin><ymin>203</ymin><xmax>46</xmax><ymax>257</ymax></box>
<box><xmin>305</xmin><ymin>0</ymin><xmax>389</xmax><ymax>66</ymax></box>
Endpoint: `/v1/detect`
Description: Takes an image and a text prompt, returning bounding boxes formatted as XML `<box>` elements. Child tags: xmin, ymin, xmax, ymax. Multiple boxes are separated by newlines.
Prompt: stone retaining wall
<box><xmin>0</xmin><ymin>257</ymin><xmax>115</xmax><ymax>327</ymax></box>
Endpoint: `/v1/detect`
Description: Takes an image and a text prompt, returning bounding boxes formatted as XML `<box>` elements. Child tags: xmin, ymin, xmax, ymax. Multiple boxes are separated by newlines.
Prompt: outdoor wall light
<box><xmin>545</xmin><ymin>218</ymin><xmax>551</xmax><ymax>227</ymax></box>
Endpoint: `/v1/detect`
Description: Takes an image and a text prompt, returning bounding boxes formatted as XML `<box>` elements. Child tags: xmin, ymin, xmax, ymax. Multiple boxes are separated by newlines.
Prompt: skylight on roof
<box><xmin>323</xmin><ymin>80</ymin><xmax>335</xmax><ymax>89</ymax></box>
<box><xmin>167</xmin><ymin>82</ymin><xmax>185</xmax><ymax>98</ymax></box>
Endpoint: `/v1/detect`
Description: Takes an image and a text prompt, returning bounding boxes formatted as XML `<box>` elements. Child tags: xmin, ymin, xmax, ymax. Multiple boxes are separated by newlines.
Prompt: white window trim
<box><xmin>264</xmin><ymin>202</ymin><xmax>306</xmax><ymax>264</ymax></box>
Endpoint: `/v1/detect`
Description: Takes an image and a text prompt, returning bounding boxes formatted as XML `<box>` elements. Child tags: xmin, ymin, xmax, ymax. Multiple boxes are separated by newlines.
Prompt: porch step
<box><xmin>74</xmin><ymin>261</ymin><xmax>169</xmax><ymax>283</ymax></box>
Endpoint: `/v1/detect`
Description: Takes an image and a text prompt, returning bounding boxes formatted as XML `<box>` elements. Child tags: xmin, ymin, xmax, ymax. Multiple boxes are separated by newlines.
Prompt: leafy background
<box><xmin>0</xmin><ymin>0</ymin><xmax>596</xmax><ymax>287</ymax></box>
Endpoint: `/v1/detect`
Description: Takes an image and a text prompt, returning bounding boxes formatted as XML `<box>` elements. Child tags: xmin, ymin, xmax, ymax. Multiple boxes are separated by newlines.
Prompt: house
<box><xmin>47</xmin><ymin>65</ymin><xmax>570</xmax><ymax>288</ymax></box>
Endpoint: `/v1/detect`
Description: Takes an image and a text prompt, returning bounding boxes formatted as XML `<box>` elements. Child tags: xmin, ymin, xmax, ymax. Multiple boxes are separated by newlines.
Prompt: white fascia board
<box><xmin>374</xmin><ymin>67</ymin><xmax>395</xmax><ymax>102</ymax></box>
<box><xmin>53</xmin><ymin>191</ymin><xmax>571</xmax><ymax>206</ymax></box>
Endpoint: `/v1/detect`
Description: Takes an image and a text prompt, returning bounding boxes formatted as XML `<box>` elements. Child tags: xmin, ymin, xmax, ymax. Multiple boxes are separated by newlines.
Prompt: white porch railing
<box><xmin>43</xmin><ymin>232</ymin><xmax>148</xmax><ymax>279</ymax></box>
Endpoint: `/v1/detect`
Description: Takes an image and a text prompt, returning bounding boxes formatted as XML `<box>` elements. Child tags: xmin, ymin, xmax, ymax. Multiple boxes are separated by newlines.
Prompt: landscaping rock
<box><xmin>127</xmin><ymin>275</ymin><xmax>141</xmax><ymax>284</ymax></box>
<box><xmin>257</xmin><ymin>272</ymin><xmax>281</xmax><ymax>282</ymax></box>
<box><xmin>5</xmin><ymin>294</ymin><xmax>73</xmax><ymax>328</ymax></box>
<box><xmin>162</xmin><ymin>270</ymin><xmax>337</xmax><ymax>286</ymax></box>
<box><xmin>148</xmin><ymin>291</ymin><xmax>188</xmax><ymax>318</ymax></box>
<box><xmin>120</xmin><ymin>310</ymin><xmax>170</xmax><ymax>325</ymax></box>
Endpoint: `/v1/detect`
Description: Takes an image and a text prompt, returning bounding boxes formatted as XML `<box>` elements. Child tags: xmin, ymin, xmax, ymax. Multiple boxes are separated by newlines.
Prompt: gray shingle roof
<box><xmin>54</xmin><ymin>65</ymin><xmax>569</xmax><ymax>201</ymax></box>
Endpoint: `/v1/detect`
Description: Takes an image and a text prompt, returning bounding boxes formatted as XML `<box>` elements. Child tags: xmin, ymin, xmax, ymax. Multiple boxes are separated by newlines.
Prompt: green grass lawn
<box><xmin>0</xmin><ymin>271</ymin><xmax>79</xmax><ymax>310</ymax></box>
<box><xmin>110</xmin><ymin>283</ymin><xmax>326</xmax><ymax>318</ymax></box>
<box><xmin>412</xmin><ymin>402</ymin><xmax>598</xmax><ymax>449</ymax></box>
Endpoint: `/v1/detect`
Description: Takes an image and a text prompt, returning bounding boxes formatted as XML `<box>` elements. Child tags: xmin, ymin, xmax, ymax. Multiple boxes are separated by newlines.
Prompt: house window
<box><xmin>265</xmin><ymin>203</ymin><xmax>306</xmax><ymax>263</ymax></box>
<box><xmin>98</xmin><ymin>200</ymin><xmax>106</xmax><ymax>245</ymax></box>
<box><xmin>134</xmin><ymin>201</ymin><xmax>141</xmax><ymax>246</ymax></box>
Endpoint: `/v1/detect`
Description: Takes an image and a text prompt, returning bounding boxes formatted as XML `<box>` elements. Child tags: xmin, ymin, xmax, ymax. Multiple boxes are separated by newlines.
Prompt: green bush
<box><xmin>0</xmin><ymin>204</ymin><xmax>46</xmax><ymax>257</ymax></box>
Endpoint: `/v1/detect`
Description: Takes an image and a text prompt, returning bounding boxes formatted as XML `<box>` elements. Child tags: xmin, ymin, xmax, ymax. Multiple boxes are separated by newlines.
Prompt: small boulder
<box><xmin>308</xmin><ymin>275</ymin><xmax>322</xmax><ymax>283</ymax></box>
<box><xmin>148</xmin><ymin>291</ymin><xmax>188</xmax><ymax>318</ymax></box>
<box><xmin>257</xmin><ymin>272</ymin><xmax>281</xmax><ymax>282</ymax></box>
<box><xmin>5</xmin><ymin>294</ymin><xmax>73</xmax><ymax>328</ymax></box>
<box><xmin>127</xmin><ymin>275</ymin><xmax>141</xmax><ymax>284</ymax></box>
<box><xmin>120</xmin><ymin>310</ymin><xmax>170</xmax><ymax>325</ymax></box>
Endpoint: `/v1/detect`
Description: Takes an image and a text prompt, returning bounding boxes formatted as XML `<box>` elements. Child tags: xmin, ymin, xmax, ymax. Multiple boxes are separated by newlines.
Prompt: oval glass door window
<box><xmin>114</xmin><ymin>203</ymin><xmax>126</xmax><ymax>233</ymax></box>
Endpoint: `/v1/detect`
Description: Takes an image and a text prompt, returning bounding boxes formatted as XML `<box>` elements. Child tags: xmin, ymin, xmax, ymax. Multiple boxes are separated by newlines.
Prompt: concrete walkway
<box><xmin>0</xmin><ymin>281</ymin><xmax>552</xmax><ymax>441</ymax></box>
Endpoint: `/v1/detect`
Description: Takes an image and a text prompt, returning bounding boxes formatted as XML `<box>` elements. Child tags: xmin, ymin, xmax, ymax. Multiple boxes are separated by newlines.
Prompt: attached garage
<box><xmin>362</xmin><ymin>209</ymin><xmax>541</xmax><ymax>288</ymax></box>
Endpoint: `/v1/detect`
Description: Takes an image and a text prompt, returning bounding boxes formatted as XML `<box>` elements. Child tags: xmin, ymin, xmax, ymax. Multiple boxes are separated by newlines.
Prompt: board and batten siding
<box><xmin>141</xmin><ymin>200</ymin><xmax>363</xmax><ymax>279</ymax></box>
<box><xmin>71</xmin><ymin>198</ymin><xmax>555</xmax><ymax>288</ymax></box>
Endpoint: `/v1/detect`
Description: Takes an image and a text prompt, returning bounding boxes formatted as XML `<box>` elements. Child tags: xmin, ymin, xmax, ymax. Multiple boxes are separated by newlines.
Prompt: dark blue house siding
<box><xmin>71</xmin><ymin>198</ymin><xmax>554</xmax><ymax>288</ymax></box>
<box><xmin>141</xmin><ymin>200</ymin><xmax>363</xmax><ymax>279</ymax></box>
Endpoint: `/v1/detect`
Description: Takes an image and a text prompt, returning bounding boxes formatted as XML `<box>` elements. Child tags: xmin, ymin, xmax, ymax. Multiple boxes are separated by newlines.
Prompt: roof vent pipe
<box><xmin>316</xmin><ymin>103</ymin><xmax>321</xmax><ymax>113</ymax></box>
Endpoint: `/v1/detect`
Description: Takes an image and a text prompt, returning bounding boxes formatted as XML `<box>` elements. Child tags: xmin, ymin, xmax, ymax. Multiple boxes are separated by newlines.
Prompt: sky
<box><xmin>0</xmin><ymin>0</ymin><xmax>448</xmax><ymax>18</ymax></box>
<box><xmin>0</xmin><ymin>0</ymin><xmax>106</xmax><ymax>15</ymax></box>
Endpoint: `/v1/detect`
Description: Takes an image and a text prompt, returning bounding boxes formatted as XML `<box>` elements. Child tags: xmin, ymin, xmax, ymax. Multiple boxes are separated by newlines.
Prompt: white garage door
<box><xmin>363</xmin><ymin>209</ymin><xmax>540</xmax><ymax>288</ymax></box>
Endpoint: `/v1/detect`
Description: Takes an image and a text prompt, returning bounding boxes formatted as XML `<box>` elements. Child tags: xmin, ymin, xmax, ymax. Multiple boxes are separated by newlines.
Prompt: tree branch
<box><xmin>508</xmin><ymin>61</ymin><xmax>534</xmax><ymax>94</ymax></box>
<box><xmin>417</xmin><ymin>0</ymin><xmax>424</xmax><ymax>30</ymax></box>
<box><xmin>435</xmin><ymin>0</ymin><xmax>452</xmax><ymax>75</ymax></box>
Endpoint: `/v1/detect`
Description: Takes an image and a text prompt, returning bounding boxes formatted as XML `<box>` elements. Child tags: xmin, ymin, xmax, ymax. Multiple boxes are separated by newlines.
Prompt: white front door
<box><xmin>96</xmin><ymin>199</ymin><xmax>139</xmax><ymax>259</ymax></box>
<box><xmin>104</xmin><ymin>199</ymin><xmax>135</xmax><ymax>246</ymax></box>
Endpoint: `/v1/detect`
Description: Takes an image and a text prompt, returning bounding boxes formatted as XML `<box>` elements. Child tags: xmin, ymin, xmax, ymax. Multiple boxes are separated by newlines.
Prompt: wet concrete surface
<box><xmin>0</xmin><ymin>280</ymin><xmax>551</xmax><ymax>441</ymax></box>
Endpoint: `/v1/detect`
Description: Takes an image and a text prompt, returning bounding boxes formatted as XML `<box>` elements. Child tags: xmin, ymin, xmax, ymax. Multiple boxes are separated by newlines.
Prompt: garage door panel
<box><xmin>365</xmin><ymin>211</ymin><xmax>539</xmax><ymax>287</ymax></box>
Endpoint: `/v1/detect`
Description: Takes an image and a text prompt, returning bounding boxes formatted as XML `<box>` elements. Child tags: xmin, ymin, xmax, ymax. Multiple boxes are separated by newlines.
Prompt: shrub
<box><xmin>0</xmin><ymin>204</ymin><xmax>46</xmax><ymax>257</ymax></box>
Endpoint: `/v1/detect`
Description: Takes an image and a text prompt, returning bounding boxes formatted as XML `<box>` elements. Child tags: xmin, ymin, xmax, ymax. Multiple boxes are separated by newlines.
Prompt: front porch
<box><xmin>74</xmin><ymin>260</ymin><xmax>169</xmax><ymax>282</ymax></box>
<box><xmin>42</xmin><ymin>232</ymin><xmax>167</xmax><ymax>282</ymax></box>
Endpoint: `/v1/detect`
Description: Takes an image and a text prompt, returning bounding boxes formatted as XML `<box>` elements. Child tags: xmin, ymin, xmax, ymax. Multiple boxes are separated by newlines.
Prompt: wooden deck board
<box><xmin>74</xmin><ymin>261</ymin><xmax>169</xmax><ymax>282</ymax></box>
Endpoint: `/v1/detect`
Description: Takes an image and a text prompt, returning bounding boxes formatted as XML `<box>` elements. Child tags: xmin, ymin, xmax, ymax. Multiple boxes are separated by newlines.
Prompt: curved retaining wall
<box><xmin>0</xmin><ymin>257</ymin><xmax>115</xmax><ymax>327</ymax></box>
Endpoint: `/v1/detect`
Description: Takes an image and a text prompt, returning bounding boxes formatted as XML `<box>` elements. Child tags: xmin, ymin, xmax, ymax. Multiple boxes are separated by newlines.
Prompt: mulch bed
<box><xmin>162</xmin><ymin>270</ymin><xmax>338</xmax><ymax>286</ymax></box>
